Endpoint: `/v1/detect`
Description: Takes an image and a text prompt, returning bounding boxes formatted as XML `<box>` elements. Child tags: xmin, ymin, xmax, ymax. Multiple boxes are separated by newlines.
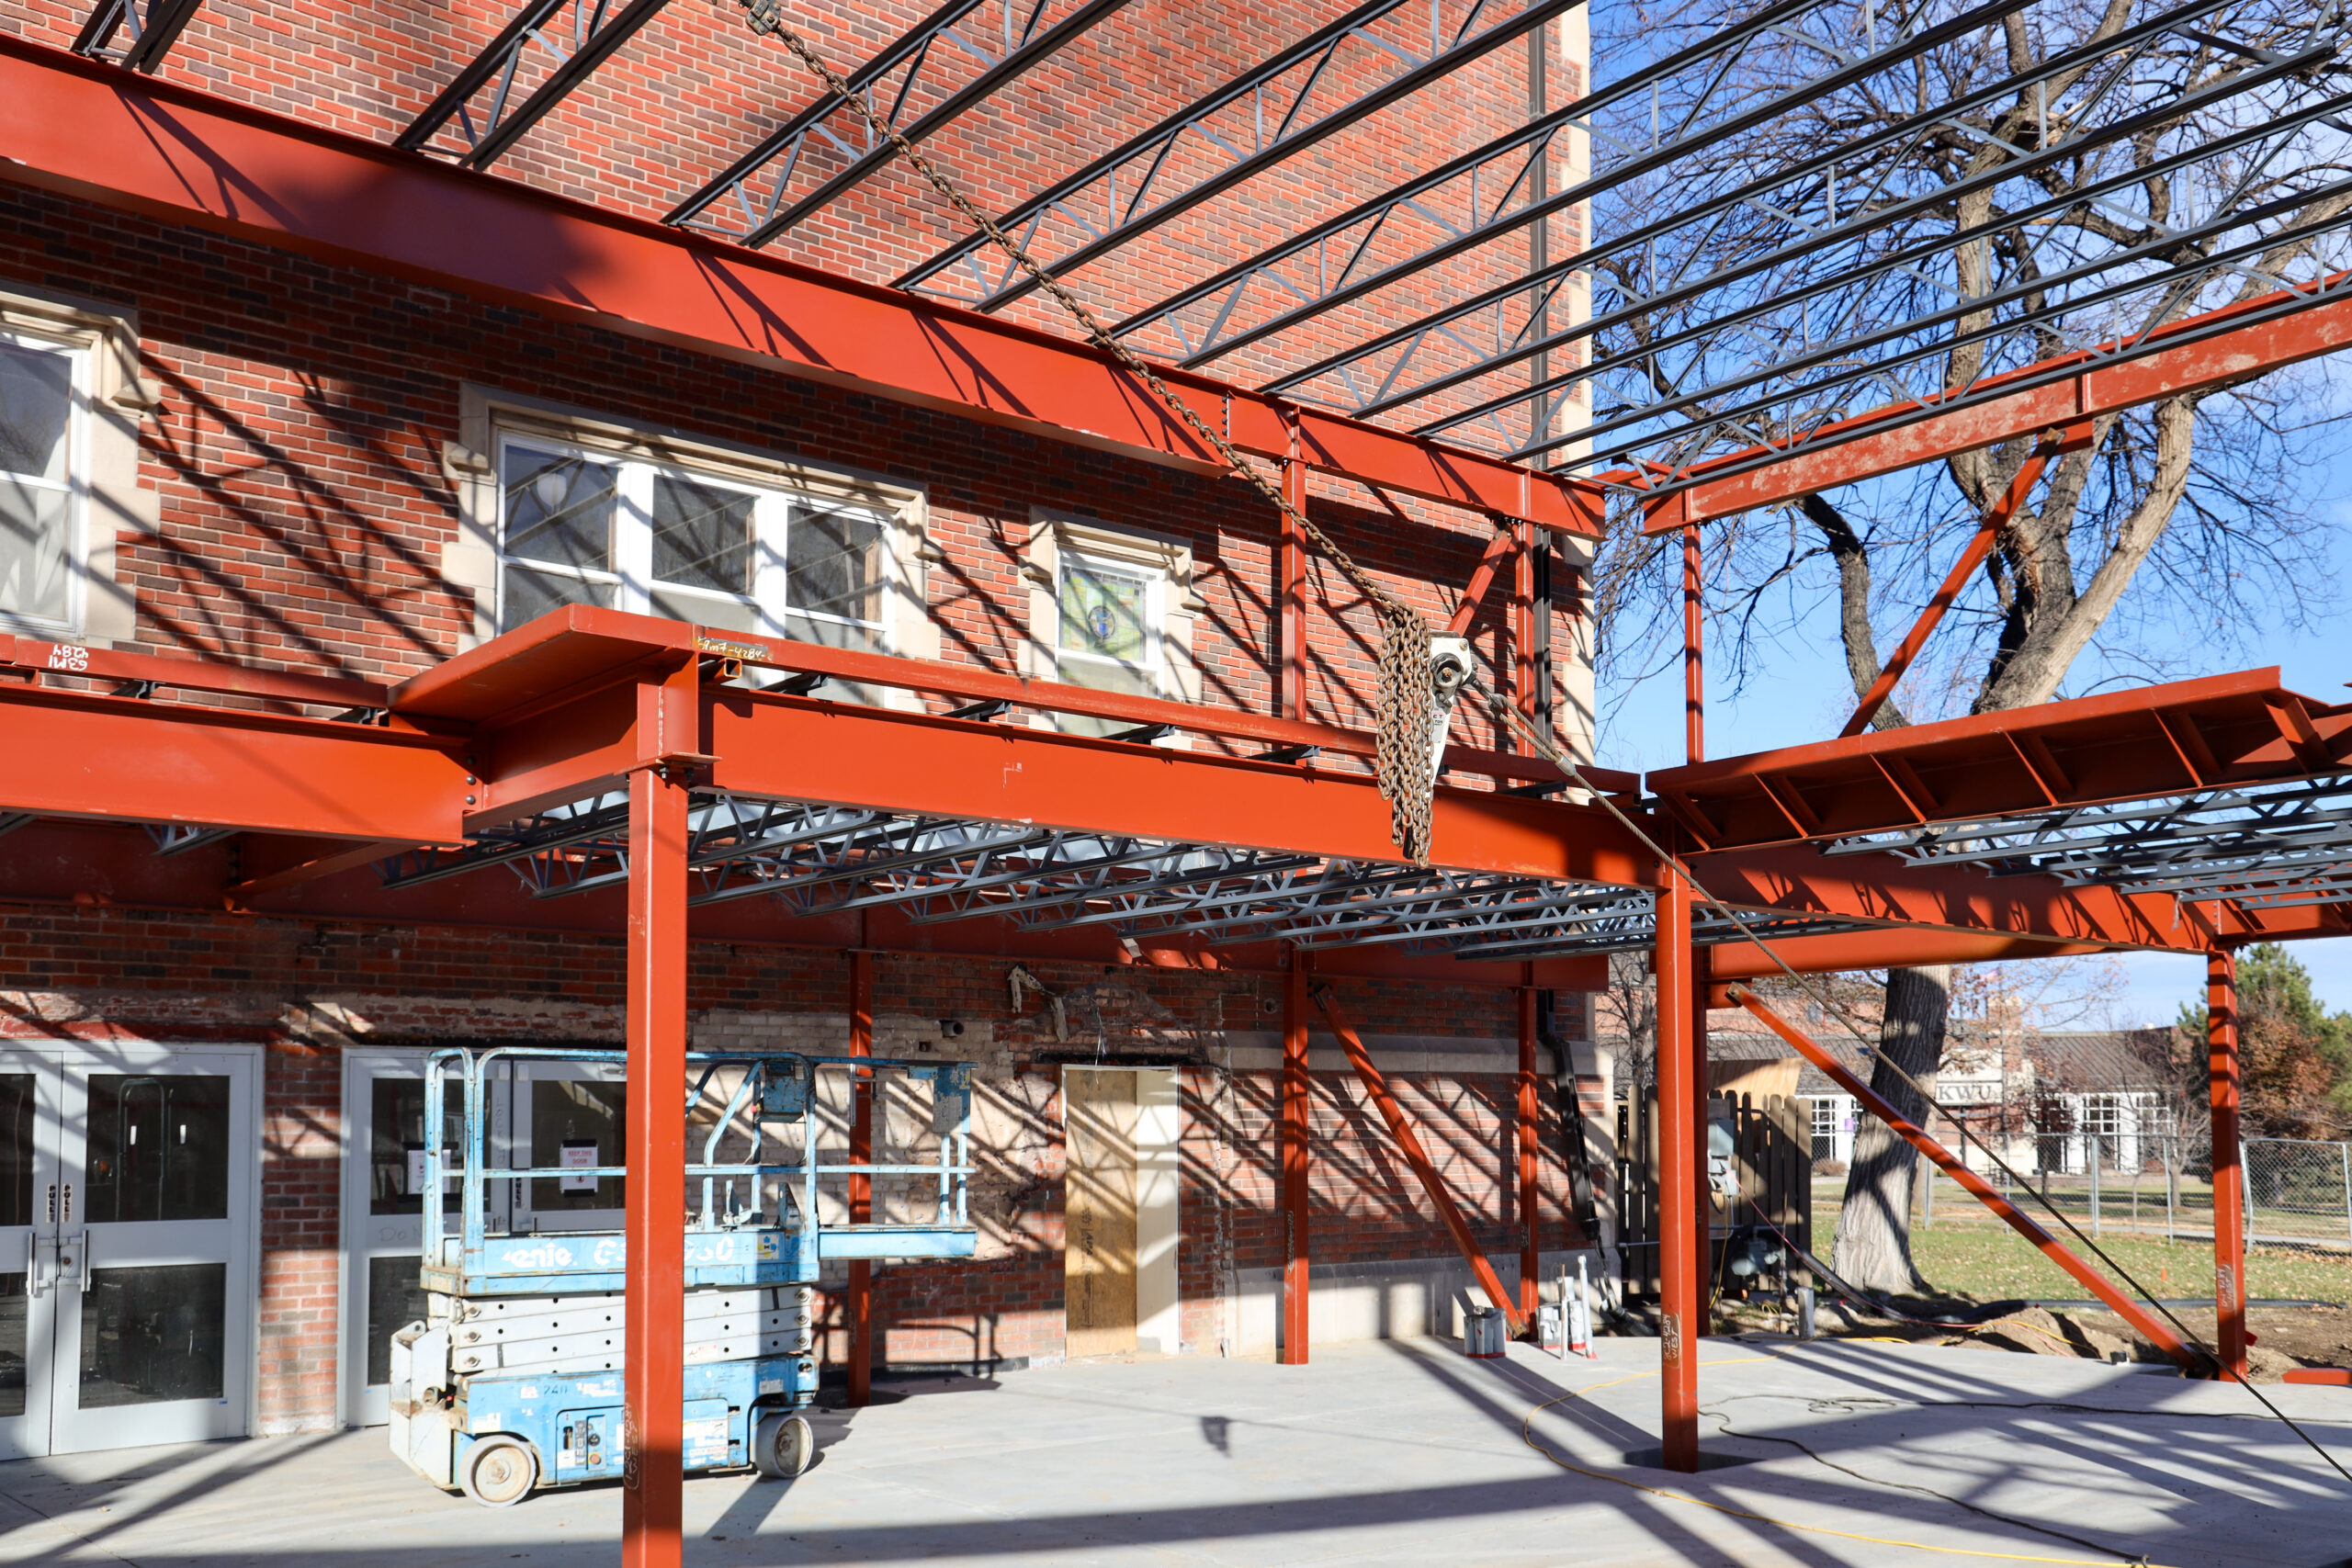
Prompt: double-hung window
<box><xmin>494</xmin><ymin>435</ymin><xmax>888</xmax><ymax>649</ymax></box>
<box><xmin>0</xmin><ymin>330</ymin><xmax>83</xmax><ymax>635</ymax></box>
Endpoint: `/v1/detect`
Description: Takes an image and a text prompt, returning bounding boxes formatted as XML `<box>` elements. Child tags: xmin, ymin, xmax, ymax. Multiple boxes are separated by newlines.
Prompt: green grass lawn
<box><xmin>1820</xmin><ymin>1211</ymin><xmax>2352</xmax><ymax>1304</ymax></box>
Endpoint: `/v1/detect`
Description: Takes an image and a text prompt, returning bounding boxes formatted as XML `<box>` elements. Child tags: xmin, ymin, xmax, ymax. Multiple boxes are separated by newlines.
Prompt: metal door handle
<box><xmin>64</xmin><ymin>1232</ymin><xmax>92</xmax><ymax>1292</ymax></box>
<box><xmin>28</xmin><ymin>1235</ymin><xmax>53</xmax><ymax>1298</ymax></box>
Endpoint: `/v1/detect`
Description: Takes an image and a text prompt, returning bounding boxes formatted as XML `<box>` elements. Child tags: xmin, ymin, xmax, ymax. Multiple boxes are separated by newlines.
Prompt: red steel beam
<box><xmin>0</xmin><ymin>685</ymin><xmax>470</xmax><ymax>843</ymax></box>
<box><xmin>1517</xmin><ymin>979</ymin><xmax>1540</xmax><ymax>1323</ymax></box>
<box><xmin>412</xmin><ymin>607</ymin><xmax>1640</xmax><ymax>796</ymax></box>
<box><xmin>1690</xmin><ymin>840</ymin><xmax>2218</xmax><ymax>956</ymax></box>
<box><xmin>847</xmin><ymin>948</ymin><xmax>876</xmax><ymax>1407</ymax></box>
<box><xmin>1655</xmin><ymin>667</ymin><xmax>2352</xmax><ymax>853</ymax></box>
<box><xmin>1839</xmin><ymin>427</ymin><xmax>2080</xmax><ymax>738</ymax></box>
<box><xmin>0</xmin><ymin>39</ymin><xmax>1601</xmax><ymax>537</ymax></box>
<box><xmin>620</xmin><ymin>739</ymin><xmax>690</xmax><ymax>1568</ymax></box>
<box><xmin>1445</xmin><ymin>527</ymin><xmax>1521</xmax><ymax>636</ymax></box>
<box><xmin>1311</xmin><ymin>983</ymin><xmax>1525</xmax><ymax>1336</ymax></box>
<box><xmin>1654</xmin><ymin>875</ymin><xmax>1702</xmax><ymax>1471</ymax></box>
<box><xmin>1639</xmin><ymin>271</ymin><xmax>2352</xmax><ymax>528</ymax></box>
<box><xmin>1281</xmin><ymin>949</ymin><xmax>1312</xmax><ymax>1364</ymax></box>
<box><xmin>1729</xmin><ymin>985</ymin><xmax>2200</xmax><ymax>1371</ymax></box>
<box><xmin>2210</xmin><ymin>948</ymin><xmax>2251</xmax><ymax>1381</ymax></box>
<box><xmin>1280</xmin><ymin>444</ymin><xmax>1308</xmax><ymax>719</ymax></box>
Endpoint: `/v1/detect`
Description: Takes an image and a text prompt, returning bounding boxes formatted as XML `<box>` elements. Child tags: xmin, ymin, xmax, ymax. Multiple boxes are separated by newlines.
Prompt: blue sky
<box><xmin>1592</xmin><ymin>493</ymin><xmax>2352</xmax><ymax>1028</ymax></box>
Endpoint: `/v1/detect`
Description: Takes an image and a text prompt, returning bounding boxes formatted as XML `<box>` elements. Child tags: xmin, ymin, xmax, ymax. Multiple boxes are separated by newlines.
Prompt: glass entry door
<box><xmin>341</xmin><ymin>1051</ymin><xmax>625</xmax><ymax>1426</ymax></box>
<box><xmin>0</xmin><ymin>1045</ymin><xmax>258</xmax><ymax>1460</ymax></box>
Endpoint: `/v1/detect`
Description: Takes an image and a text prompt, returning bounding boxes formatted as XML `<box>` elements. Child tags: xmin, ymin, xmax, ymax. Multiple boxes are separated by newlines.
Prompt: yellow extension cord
<box><xmin>1517</xmin><ymin>1349</ymin><xmax>2183</xmax><ymax>1566</ymax></box>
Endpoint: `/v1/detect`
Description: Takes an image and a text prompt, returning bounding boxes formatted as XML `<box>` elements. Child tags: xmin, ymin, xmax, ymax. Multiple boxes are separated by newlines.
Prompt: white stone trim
<box><xmin>445</xmin><ymin>385</ymin><xmax>935</xmax><ymax>675</ymax></box>
<box><xmin>0</xmin><ymin>282</ymin><xmax>156</xmax><ymax>647</ymax></box>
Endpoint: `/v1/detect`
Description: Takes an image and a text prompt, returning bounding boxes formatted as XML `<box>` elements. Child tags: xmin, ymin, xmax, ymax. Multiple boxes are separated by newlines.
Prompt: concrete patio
<box><xmin>5</xmin><ymin>1337</ymin><xmax>2349</xmax><ymax>1567</ymax></box>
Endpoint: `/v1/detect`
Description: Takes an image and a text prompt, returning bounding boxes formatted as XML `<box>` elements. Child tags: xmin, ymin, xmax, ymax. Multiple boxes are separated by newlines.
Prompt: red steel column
<box><xmin>1653</xmin><ymin>873</ymin><xmax>1701</xmax><ymax>1472</ymax></box>
<box><xmin>2210</xmin><ymin>949</ymin><xmax>2250</xmax><ymax>1381</ymax></box>
<box><xmin>621</xmin><ymin>756</ymin><xmax>688</xmax><ymax>1568</ymax></box>
<box><xmin>1518</xmin><ymin>976</ymin><xmax>1541</xmax><ymax>1322</ymax></box>
<box><xmin>1681</xmin><ymin>524</ymin><xmax>1703</xmax><ymax>763</ymax></box>
<box><xmin>1279</xmin><ymin>432</ymin><xmax>1307</xmax><ymax>720</ymax></box>
<box><xmin>847</xmin><ymin>949</ymin><xmax>875</xmax><ymax>1406</ymax></box>
<box><xmin>1690</xmin><ymin>945</ymin><xmax>1713</xmax><ymax>1311</ymax></box>
<box><xmin>1281</xmin><ymin>947</ymin><xmax>1312</xmax><ymax>1363</ymax></box>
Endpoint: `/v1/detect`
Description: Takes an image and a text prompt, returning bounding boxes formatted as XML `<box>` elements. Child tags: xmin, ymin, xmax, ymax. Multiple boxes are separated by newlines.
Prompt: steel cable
<box><xmin>741</xmin><ymin>0</ymin><xmax>2349</xmax><ymax>1483</ymax></box>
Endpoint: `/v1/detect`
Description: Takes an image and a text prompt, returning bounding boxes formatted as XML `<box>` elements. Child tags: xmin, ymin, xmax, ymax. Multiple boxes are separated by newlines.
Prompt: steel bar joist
<box><xmin>1142</xmin><ymin>0</ymin><xmax>2352</xmax><ymax>476</ymax></box>
<box><xmin>667</xmin><ymin>0</ymin><xmax>1134</xmax><ymax>245</ymax></box>
<box><xmin>398</xmin><ymin>0</ymin><xmax>675</xmax><ymax>168</ymax></box>
<box><xmin>892</xmin><ymin>0</ymin><xmax>1580</xmax><ymax>310</ymax></box>
<box><xmin>70</xmin><ymin>0</ymin><xmax>204</xmax><ymax>73</ymax></box>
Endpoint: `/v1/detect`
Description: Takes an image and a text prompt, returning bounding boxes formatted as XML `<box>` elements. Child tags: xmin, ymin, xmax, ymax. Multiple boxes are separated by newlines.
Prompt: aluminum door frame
<box><xmin>42</xmin><ymin>1043</ymin><xmax>261</xmax><ymax>1456</ymax></box>
<box><xmin>0</xmin><ymin>1045</ymin><xmax>64</xmax><ymax>1461</ymax></box>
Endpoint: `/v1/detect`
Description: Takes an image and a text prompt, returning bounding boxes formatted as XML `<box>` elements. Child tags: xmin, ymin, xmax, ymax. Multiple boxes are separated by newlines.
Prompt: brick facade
<box><xmin>0</xmin><ymin>3</ymin><xmax>1603</xmax><ymax>1439</ymax></box>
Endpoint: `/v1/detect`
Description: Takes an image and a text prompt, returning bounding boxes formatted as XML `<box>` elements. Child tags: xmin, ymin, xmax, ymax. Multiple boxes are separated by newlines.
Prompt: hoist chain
<box><xmin>741</xmin><ymin>0</ymin><xmax>1440</xmax><ymax>858</ymax></box>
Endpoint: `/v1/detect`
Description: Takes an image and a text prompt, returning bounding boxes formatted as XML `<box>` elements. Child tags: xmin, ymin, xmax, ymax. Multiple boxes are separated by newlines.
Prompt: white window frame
<box><xmin>0</xmin><ymin>326</ymin><xmax>88</xmax><ymax>637</ymax></box>
<box><xmin>440</xmin><ymin>389</ymin><xmax>936</xmax><ymax>693</ymax></box>
<box><xmin>1021</xmin><ymin>510</ymin><xmax>1200</xmax><ymax>737</ymax></box>
<box><xmin>0</xmin><ymin>286</ymin><xmax>157</xmax><ymax>647</ymax></box>
<box><xmin>490</xmin><ymin>432</ymin><xmax>892</xmax><ymax>650</ymax></box>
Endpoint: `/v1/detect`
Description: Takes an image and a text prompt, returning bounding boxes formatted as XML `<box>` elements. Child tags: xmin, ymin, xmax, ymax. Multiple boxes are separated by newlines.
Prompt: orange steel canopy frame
<box><xmin>5</xmin><ymin>19</ymin><xmax>2352</xmax><ymax>1546</ymax></box>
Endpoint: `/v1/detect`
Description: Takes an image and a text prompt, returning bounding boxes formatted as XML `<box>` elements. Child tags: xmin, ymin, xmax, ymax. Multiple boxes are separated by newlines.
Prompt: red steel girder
<box><xmin>399</xmin><ymin>606</ymin><xmax>1638</xmax><ymax>796</ymax></box>
<box><xmin>1280</xmin><ymin>950</ymin><xmax>1312</xmax><ymax>1364</ymax></box>
<box><xmin>1635</xmin><ymin>270</ymin><xmax>2352</xmax><ymax>527</ymax></box>
<box><xmin>0</xmin><ymin>683</ymin><xmax>469</xmax><ymax>843</ymax></box>
<box><xmin>1652</xmin><ymin>667</ymin><xmax>2352</xmax><ymax>852</ymax></box>
<box><xmin>1653</xmin><ymin>875</ymin><xmax>1701</xmax><ymax>1471</ymax></box>
<box><xmin>0</xmin><ymin>38</ymin><xmax>1602</xmax><ymax>537</ymax></box>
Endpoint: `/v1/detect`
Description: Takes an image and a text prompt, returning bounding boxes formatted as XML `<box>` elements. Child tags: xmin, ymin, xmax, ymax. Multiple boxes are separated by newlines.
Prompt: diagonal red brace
<box><xmin>1839</xmin><ymin>423</ymin><xmax>2089</xmax><ymax>739</ymax></box>
<box><xmin>1313</xmin><ymin>984</ymin><xmax>1527</xmax><ymax>1335</ymax></box>
<box><xmin>1447</xmin><ymin>528</ymin><xmax>1524</xmax><ymax>636</ymax></box>
<box><xmin>1727</xmin><ymin>984</ymin><xmax>2200</xmax><ymax>1371</ymax></box>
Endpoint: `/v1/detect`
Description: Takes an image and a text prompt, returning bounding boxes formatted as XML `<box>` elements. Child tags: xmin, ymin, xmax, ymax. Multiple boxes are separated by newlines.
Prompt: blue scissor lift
<box><xmin>389</xmin><ymin>1045</ymin><xmax>976</xmax><ymax>1505</ymax></box>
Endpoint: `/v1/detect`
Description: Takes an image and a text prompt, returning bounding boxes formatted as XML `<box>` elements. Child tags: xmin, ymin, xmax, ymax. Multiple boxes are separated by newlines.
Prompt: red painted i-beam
<box><xmin>1311</xmin><ymin>984</ymin><xmax>1526</xmax><ymax>1336</ymax></box>
<box><xmin>1729</xmin><ymin>986</ymin><xmax>2200</xmax><ymax>1370</ymax></box>
<box><xmin>1281</xmin><ymin>950</ymin><xmax>1313</xmax><ymax>1362</ymax></box>
<box><xmin>2210</xmin><ymin>948</ymin><xmax>2251</xmax><ymax>1381</ymax></box>
<box><xmin>1518</xmin><ymin>981</ymin><xmax>1541</xmax><ymax>1322</ymax></box>
<box><xmin>620</xmin><ymin>759</ymin><xmax>688</xmax><ymax>1568</ymax></box>
<box><xmin>1652</xmin><ymin>876</ymin><xmax>1702</xmax><ymax>1471</ymax></box>
<box><xmin>847</xmin><ymin>949</ymin><xmax>875</xmax><ymax>1407</ymax></box>
<box><xmin>1682</xmin><ymin>525</ymin><xmax>1704</xmax><ymax>764</ymax></box>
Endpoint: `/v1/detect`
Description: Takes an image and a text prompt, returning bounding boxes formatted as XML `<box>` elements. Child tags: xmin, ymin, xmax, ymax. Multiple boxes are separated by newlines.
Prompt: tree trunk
<box><xmin>1832</xmin><ymin>964</ymin><xmax>1951</xmax><ymax>1293</ymax></box>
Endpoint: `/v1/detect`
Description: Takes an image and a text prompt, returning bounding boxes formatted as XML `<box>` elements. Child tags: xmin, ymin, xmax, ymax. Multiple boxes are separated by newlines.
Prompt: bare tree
<box><xmin>1585</xmin><ymin>0</ymin><xmax>2352</xmax><ymax>1292</ymax></box>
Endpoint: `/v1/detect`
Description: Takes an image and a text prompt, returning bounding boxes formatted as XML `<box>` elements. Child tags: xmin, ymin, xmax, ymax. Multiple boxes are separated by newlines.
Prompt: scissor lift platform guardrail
<box><xmin>388</xmin><ymin>1046</ymin><xmax>977</xmax><ymax>1505</ymax></box>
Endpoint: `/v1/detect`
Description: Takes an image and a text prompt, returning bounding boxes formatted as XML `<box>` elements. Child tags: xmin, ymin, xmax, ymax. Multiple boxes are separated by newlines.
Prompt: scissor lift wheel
<box><xmin>752</xmin><ymin>1412</ymin><xmax>813</xmax><ymax>1480</ymax></box>
<box><xmin>461</xmin><ymin>1435</ymin><xmax>540</xmax><ymax>1506</ymax></box>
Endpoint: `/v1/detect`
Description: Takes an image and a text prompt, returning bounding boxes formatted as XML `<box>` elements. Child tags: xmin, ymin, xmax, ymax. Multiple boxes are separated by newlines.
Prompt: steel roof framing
<box><xmin>70</xmin><ymin>0</ymin><xmax>205</xmax><ymax>73</ymax></box>
<box><xmin>1213</xmin><ymin>0</ymin><xmax>2352</xmax><ymax>468</ymax></box>
<box><xmin>397</xmin><ymin>0</ymin><xmax>677</xmax><ymax>169</ymax></box>
<box><xmin>892</xmin><ymin>0</ymin><xmax>1581</xmax><ymax>310</ymax></box>
<box><xmin>1115</xmin><ymin>0</ymin><xmax>1979</xmax><ymax>370</ymax></box>
<box><xmin>667</xmin><ymin>0</ymin><xmax>1134</xmax><ymax>244</ymax></box>
<box><xmin>0</xmin><ymin>37</ymin><xmax>1602</xmax><ymax>534</ymax></box>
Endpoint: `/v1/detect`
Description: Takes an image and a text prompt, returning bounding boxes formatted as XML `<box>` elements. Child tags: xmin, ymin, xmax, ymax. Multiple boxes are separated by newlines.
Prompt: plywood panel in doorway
<box><xmin>1065</xmin><ymin>1068</ymin><xmax>1137</xmax><ymax>1358</ymax></box>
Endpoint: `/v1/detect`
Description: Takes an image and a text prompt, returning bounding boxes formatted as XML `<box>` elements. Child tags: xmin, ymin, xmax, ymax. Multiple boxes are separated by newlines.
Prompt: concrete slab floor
<box><xmin>5</xmin><ymin>1337</ymin><xmax>2351</xmax><ymax>1568</ymax></box>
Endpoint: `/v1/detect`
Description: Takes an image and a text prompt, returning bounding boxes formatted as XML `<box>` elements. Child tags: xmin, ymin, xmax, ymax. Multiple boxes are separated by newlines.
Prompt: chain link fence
<box><xmin>1826</xmin><ymin>1136</ymin><xmax>2352</xmax><ymax>1255</ymax></box>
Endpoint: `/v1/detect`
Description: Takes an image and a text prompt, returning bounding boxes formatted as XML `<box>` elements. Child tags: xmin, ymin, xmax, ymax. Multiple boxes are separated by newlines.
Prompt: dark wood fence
<box><xmin>1615</xmin><ymin>1092</ymin><xmax>1812</xmax><ymax>1300</ymax></box>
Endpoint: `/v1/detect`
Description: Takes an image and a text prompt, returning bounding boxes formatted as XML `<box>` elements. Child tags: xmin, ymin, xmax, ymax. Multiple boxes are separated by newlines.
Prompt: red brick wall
<box><xmin>0</xmin><ymin>3</ymin><xmax>1581</xmax><ymax>405</ymax></box>
<box><xmin>0</xmin><ymin>180</ymin><xmax>1573</xmax><ymax>755</ymax></box>
<box><xmin>256</xmin><ymin>1042</ymin><xmax>341</xmax><ymax>1434</ymax></box>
